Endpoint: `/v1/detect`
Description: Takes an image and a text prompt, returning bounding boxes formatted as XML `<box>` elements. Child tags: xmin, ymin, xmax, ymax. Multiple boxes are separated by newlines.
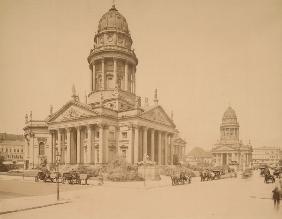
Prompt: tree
<box><xmin>0</xmin><ymin>155</ymin><xmax>8</xmax><ymax>172</ymax></box>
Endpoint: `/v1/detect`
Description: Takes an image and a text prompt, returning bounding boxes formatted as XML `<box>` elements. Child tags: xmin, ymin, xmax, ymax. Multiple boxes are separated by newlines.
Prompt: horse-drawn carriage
<box><xmin>200</xmin><ymin>169</ymin><xmax>221</xmax><ymax>181</ymax></box>
<box><xmin>259</xmin><ymin>166</ymin><xmax>270</xmax><ymax>176</ymax></box>
<box><xmin>34</xmin><ymin>167</ymin><xmax>89</xmax><ymax>185</ymax></box>
<box><xmin>264</xmin><ymin>173</ymin><xmax>275</xmax><ymax>183</ymax></box>
<box><xmin>171</xmin><ymin>171</ymin><xmax>192</xmax><ymax>186</ymax></box>
<box><xmin>34</xmin><ymin>169</ymin><xmax>59</xmax><ymax>182</ymax></box>
<box><xmin>61</xmin><ymin>171</ymin><xmax>90</xmax><ymax>185</ymax></box>
<box><xmin>61</xmin><ymin>171</ymin><xmax>80</xmax><ymax>184</ymax></box>
<box><xmin>273</xmin><ymin>168</ymin><xmax>282</xmax><ymax>179</ymax></box>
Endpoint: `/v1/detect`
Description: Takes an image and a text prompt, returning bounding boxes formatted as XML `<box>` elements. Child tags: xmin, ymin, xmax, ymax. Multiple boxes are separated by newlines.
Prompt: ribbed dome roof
<box><xmin>98</xmin><ymin>5</ymin><xmax>129</xmax><ymax>34</ymax></box>
<box><xmin>222</xmin><ymin>106</ymin><xmax>237</xmax><ymax>123</ymax></box>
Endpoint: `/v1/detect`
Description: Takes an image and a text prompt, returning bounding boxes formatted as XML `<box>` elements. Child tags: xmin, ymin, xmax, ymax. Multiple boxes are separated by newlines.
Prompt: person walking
<box><xmin>272</xmin><ymin>186</ymin><xmax>280</xmax><ymax>209</ymax></box>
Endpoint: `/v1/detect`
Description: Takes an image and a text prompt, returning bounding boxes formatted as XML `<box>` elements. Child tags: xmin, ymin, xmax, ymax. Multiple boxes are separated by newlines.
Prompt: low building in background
<box><xmin>0</xmin><ymin>133</ymin><xmax>24</xmax><ymax>166</ymax></box>
<box><xmin>185</xmin><ymin>147</ymin><xmax>213</xmax><ymax>166</ymax></box>
<box><xmin>252</xmin><ymin>146</ymin><xmax>281</xmax><ymax>167</ymax></box>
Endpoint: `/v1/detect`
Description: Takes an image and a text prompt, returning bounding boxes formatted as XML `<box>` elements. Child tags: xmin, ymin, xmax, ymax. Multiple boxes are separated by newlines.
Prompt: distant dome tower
<box><xmin>220</xmin><ymin>106</ymin><xmax>240</xmax><ymax>143</ymax></box>
<box><xmin>87</xmin><ymin>4</ymin><xmax>138</xmax><ymax>111</ymax></box>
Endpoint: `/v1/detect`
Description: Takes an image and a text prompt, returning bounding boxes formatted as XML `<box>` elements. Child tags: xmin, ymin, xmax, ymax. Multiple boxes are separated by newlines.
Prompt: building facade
<box><xmin>0</xmin><ymin>133</ymin><xmax>24</xmax><ymax>165</ymax></box>
<box><xmin>185</xmin><ymin>147</ymin><xmax>213</xmax><ymax>166</ymax></box>
<box><xmin>252</xmin><ymin>146</ymin><xmax>281</xmax><ymax>167</ymax></box>
<box><xmin>23</xmin><ymin>5</ymin><xmax>186</xmax><ymax>169</ymax></box>
<box><xmin>211</xmin><ymin>107</ymin><xmax>252</xmax><ymax>169</ymax></box>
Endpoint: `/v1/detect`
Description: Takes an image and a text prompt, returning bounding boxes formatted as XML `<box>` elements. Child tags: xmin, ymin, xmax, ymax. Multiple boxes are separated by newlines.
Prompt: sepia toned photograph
<box><xmin>0</xmin><ymin>0</ymin><xmax>281</xmax><ymax>218</ymax></box>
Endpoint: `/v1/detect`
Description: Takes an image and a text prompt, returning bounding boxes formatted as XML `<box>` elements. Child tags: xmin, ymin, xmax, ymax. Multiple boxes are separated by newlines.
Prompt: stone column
<box><xmin>98</xmin><ymin>124</ymin><xmax>104</xmax><ymax>164</ymax></box>
<box><xmin>101</xmin><ymin>59</ymin><xmax>105</xmax><ymax>90</ymax></box>
<box><xmin>52</xmin><ymin>131</ymin><xmax>57</xmax><ymax>163</ymax></box>
<box><xmin>164</xmin><ymin>132</ymin><xmax>168</xmax><ymax>165</ymax></box>
<box><xmin>129</xmin><ymin>72</ymin><xmax>132</xmax><ymax>93</ymax></box>
<box><xmin>113</xmin><ymin>58</ymin><xmax>117</xmax><ymax>88</ymax></box>
<box><xmin>124</xmin><ymin>62</ymin><xmax>128</xmax><ymax>91</ymax></box>
<box><xmin>46</xmin><ymin>131</ymin><xmax>52</xmax><ymax>164</ymax></box>
<box><xmin>104</xmin><ymin>125</ymin><xmax>109</xmax><ymax>163</ymax></box>
<box><xmin>127</xmin><ymin>125</ymin><xmax>134</xmax><ymax>164</ymax></box>
<box><xmin>92</xmin><ymin>64</ymin><xmax>96</xmax><ymax>91</ymax></box>
<box><xmin>143</xmin><ymin>127</ymin><xmax>148</xmax><ymax>161</ymax></box>
<box><xmin>151</xmin><ymin>129</ymin><xmax>155</xmax><ymax>162</ymax></box>
<box><xmin>115</xmin><ymin>126</ymin><xmax>120</xmax><ymax>156</ymax></box>
<box><xmin>158</xmin><ymin>131</ymin><xmax>162</xmax><ymax>165</ymax></box>
<box><xmin>57</xmin><ymin>129</ymin><xmax>61</xmax><ymax>154</ymax></box>
<box><xmin>57</xmin><ymin>129</ymin><xmax>61</xmax><ymax>164</ymax></box>
<box><xmin>76</xmin><ymin>127</ymin><xmax>81</xmax><ymax>164</ymax></box>
<box><xmin>86</xmin><ymin>125</ymin><xmax>92</xmax><ymax>164</ymax></box>
<box><xmin>133</xmin><ymin>68</ymin><xmax>136</xmax><ymax>94</ymax></box>
<box><xmin>89</xmin><ymin>65</ymin><xmax>93</xmax><ymax>92</ymax></box>
<box><xmin>133</xmin><ymin>125</ymin><xmax>139</xmax><ymax>164</ymax></box>
<box><xmin>66</xmin><ymin>128</ymin><xmax>71</xmax><ymax>164</ymax></box>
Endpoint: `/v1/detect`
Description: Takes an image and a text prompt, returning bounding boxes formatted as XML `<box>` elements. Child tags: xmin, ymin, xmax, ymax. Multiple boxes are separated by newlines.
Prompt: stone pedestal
<box><xmin>138</xmin><ymin>164</ymin><xmax>161</xmax><ymax>181</ymax></box>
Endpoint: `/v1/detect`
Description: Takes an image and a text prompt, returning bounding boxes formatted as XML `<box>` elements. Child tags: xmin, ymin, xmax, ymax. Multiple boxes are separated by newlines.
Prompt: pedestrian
<box><xmin>272</xmin><ymin>186</ymin><xmax>280</xmax><ymax>209</ymax></box>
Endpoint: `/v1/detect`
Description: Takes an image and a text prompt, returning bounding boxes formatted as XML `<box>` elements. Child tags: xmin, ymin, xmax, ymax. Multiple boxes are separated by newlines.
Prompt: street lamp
<box><xmin>55</xmin><ymin>151</ymin><xmax>61</xmax><ymax>201</ymax></box>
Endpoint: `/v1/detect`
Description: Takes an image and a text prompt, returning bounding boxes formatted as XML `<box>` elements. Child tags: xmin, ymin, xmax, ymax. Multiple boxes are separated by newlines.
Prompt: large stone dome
<box><xmin>98</xmin><ymin>5</ymin><xmax>129</xmax><ymax>34</ymax></box>
<box><xmin>222</xmin><ymin>106</ymin><xmax>237</xmax><ymax>124</ymax></box>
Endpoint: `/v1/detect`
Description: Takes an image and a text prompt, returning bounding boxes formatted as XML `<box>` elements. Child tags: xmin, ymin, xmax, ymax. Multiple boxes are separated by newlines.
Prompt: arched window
<box><xmin>39</xmin><ymin>142</ymin><xmax>45</xmax><ymax>156</ymax></box>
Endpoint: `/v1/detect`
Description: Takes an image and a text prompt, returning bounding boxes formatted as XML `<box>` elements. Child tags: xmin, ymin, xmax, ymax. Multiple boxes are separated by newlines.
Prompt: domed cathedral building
<box><xmin>23</xmin><ymin>5</ymin><xmax>186</xmax><ymax>169</ymax></box>
<box><xmin>211</xmin><ymin>107</ymin><xmax>252</xmax><ymax>169</ymax></box>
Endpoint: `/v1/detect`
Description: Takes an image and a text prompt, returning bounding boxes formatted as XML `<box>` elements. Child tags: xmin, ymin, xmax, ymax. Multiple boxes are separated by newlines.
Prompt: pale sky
<box><xmin>0</xmin><ymin>0</ymin><xmax>281</xmax><ymax>151</ymax></box>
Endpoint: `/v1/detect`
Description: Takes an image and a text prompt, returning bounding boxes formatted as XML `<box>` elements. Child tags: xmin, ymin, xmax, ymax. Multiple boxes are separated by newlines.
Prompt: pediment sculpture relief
<box><xmin>60</xmin><ymin>107</ymin><xmax>88</xmax><ymax>121</ymax></box>
<box><xmin>142</xmin><ymin>109</ymin><xmax>171</xmax><ymax>126</ymax></box>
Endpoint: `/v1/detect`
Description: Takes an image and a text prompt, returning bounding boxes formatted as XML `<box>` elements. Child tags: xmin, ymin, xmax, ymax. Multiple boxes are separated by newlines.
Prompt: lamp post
<box><xmin>55</xmin><ymin>151</ymin><xmax>61</xmax><ymax>201</ymax></box>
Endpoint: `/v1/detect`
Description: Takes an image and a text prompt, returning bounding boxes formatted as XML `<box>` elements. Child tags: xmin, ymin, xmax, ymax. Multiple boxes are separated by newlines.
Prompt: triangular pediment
<box><xmin>140</xmin><ymin>106</ymin><xmax>175</xmax><ymax>127</ymax></box>
<box><xmin>48</xmin><ymin>101</ymin><xmax>97</xmax><ymax>123</ymax></box>
<box><xmin>213</xmin><ymin>145</ymin><xmax>235</xmax><ymax>152</ymax></box>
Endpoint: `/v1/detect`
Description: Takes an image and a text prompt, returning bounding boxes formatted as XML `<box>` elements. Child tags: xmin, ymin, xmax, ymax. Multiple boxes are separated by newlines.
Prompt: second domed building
<box><xmin>212</xmin><ymin>107</ymin><xmax>252</xmax><ymax>169</ymax></box>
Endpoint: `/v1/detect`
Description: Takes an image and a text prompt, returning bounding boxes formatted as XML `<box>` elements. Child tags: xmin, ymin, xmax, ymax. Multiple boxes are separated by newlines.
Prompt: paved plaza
<box><xmin>0</xmin><ymin>171</ymin><xmax>281</xmax><ymax>219</ymax></box>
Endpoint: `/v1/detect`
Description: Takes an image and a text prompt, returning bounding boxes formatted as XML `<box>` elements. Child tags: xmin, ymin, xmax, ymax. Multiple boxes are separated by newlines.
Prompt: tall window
<box><xmin>39</xmin><ymin>142</ymin><xmax>45</xmax><ymax>156</ymax></box>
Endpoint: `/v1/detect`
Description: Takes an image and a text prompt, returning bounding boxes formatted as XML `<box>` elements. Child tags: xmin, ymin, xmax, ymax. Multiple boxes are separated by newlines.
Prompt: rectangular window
<box><xmin>96</xmin><ymin>131</ymin><xmax>99</xmax><ymax>138</ymax></box>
